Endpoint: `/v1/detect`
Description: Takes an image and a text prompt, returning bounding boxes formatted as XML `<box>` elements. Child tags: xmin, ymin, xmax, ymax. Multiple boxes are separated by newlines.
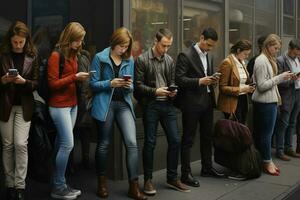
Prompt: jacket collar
<box><xmin>99</xmin><ymin>47</ymin><xmax>130</xmax><ymax>66</ymax></box>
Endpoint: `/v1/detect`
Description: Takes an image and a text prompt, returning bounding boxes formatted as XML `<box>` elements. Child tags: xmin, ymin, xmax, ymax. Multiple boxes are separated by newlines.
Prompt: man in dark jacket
<box><xmin>175</xmin><ymin>27</ymin><xmax>224</xmax><ymax>187</ymax></box>
<box><xmin>275</xmin><ymin>39</ymin><xmax>300</xmax><ymax>160</ymax></box>
<box><xmin>135</xmin><ymin>28</ymin><xmax>190</xmax><ymax>195</ymax></box>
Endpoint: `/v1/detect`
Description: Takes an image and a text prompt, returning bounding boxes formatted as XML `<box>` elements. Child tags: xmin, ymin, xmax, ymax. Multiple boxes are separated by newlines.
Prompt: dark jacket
<box><xmin>175</xmin><ymin>45</ymin><xmax>215</xmax><ymax>111</ymax></box>
<box><xmin>277</xmin><ymin>54</ymin><xmax>298</xmax><ymax>112</ymax></box>
<box><xmin>134</xmin><ymin>48</ymin><xmax>175</xmax><ymax>106</ymax></box>
<box><xmin>0</xmin><ymin>53</ymin><xmax>39</xmax><ymax>122</ymax></box>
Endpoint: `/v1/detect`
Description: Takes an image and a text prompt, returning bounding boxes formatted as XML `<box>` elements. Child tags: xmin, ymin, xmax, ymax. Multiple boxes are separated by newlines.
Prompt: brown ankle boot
<box><xmin>97</xmin><ymin>176</ymin><xmax>108</xmax><ymax>198</ymax></box>
<box><xmin>128</xmin><ymin>180</ymin><xmax>147</xmax><ymax>200</ymax></box>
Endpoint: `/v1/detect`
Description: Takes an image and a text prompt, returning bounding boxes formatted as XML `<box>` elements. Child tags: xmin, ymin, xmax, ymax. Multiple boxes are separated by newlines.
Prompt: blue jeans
<box><xmin>49</xmin><ymin>106</ymin><xmax>77</xmax><ymax>189</ymax></box>
<box><xmin>275</xmin><ymin>89</ymin><xmax>300</xmax><ymax>154</ymax></box>
<box><xmin>95</xmin><ymin>101</ymin><xmax>138</xmax><ymax>180</ymax></box>
<box><xmin>142</xmin><ymin>101</ymin><xmax>180</xmax><ymax>181</ymax></box>
<box><xmin>253</xmin><ymin>102</ymin><xmax>277</xmax><ymax>162</ymax></box>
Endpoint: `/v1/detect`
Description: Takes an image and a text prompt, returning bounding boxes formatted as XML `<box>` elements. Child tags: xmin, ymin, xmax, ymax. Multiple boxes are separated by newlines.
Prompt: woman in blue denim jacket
<box><xmin>89</xmin><ymin>27</ymin><xmax>146</xmax><ymax>200</ymax></box>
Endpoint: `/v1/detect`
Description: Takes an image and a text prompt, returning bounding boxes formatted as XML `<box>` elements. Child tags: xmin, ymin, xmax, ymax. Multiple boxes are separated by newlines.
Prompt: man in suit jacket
<box><xmin>275</xmin><ymin>38</ymin><xmax>300</xmax><ymax>161</ymax></box>
<box><xmin>175</xmin><ymin>27</ymin><xmax>224</xmax><ymax>187</ymax></box>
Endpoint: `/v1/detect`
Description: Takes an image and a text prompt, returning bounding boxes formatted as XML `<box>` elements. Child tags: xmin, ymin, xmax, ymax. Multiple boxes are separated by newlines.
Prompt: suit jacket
<box><xmin>277</xmin><ymin>54</ymin><xmax>299</xmax><ymax>112</ymax></box>
<box><xmin>0</xmin><ymin>53</ymin><xmax>38</xmax><ymax>122</ymax></box>
<box><xmin>175</xmin><ymin>44</ymin><xmax>215</xmax><ymax>111</ymax></box>
<box><xmin>217</xmin><ymin>55</ymin><xmax>250</xmax><ymax>114</ymax></box>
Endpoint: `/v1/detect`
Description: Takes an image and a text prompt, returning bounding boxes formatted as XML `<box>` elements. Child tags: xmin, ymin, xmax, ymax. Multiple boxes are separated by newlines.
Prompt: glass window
<box><xmin>130</xmin><ymin>0</ymin><xmax>179</xmax><ymax>59</ymax></box>
<box><xmin>283</xmin><ymin>0</ymin><xmax>295</xmax><ymax>35</ymax></box>
<box><xmin>183</xmin><ymin>0</ymin><xmax>224</xmax><ymax>68</ymax></box>
<box><xmin>229</xmin><ymin>0</ymin><xmax>253</xmax><ymax>48</ymax></box>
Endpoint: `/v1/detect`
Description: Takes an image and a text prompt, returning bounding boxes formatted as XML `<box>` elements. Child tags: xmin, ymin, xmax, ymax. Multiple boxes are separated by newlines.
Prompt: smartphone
<box><xmin>123</xmin><ymin>74</ymin><xmax>132</xmax><ymax>81</ymax></box>
<box><xmin>168</xmin><ymin>85</ymin><xmax>178</xmax><ymax>92</ymax></box>
<box><xmin>212</xmin><ymin>72</ymin><xmax>221</xmax><ymax>78</ymax></box>
<box><xmin>249</xmin><ymin>82</ymin><xmax>256</xmax><ymax>86</ymax></box>
<box><xmin>8</xmin><ymin>68</ymin><xmax>18</xmax><ymax>76</ymax></box>
<box><xmin>89</xmin><ymin>70</ymin><xmax>96</xmax><ymax>75</ymax></box>
<box><xmin>295</xmin><ymin>72</ymin><xmax>300</xmax><ymax>76</ymax></box>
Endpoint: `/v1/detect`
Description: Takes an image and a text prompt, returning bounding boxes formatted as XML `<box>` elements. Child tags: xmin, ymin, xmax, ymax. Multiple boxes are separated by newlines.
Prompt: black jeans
<box><xmin>143</xmin><ymin>101</ymin><xmax>180</xmax><ymax>181</ymax></box>
<box><xmin>223</xmin><ymin>94</ymin><xmax>248</xmax><ymax>124</ymax></box>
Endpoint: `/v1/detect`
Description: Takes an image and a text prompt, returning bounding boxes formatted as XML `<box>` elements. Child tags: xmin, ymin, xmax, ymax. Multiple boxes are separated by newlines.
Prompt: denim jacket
<box><xmin>89</xmin><ymin>47</ymin><xmax>135</xmax><ymax>121</ymax></box>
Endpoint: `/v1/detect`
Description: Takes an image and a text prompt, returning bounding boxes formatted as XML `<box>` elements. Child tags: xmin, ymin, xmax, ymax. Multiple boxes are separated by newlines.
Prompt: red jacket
<box><xmin>47</xmin><ymin>51</ymin><xmax>78</xmax><ymax>107</ymax></box>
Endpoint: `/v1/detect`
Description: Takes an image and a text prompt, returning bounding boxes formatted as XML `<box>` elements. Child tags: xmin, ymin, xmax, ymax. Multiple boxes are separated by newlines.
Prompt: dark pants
<box><xmin>181</xmin><ymin>97</ymin><xmax>213</xmax><ymax>176</ymax></box>
<box><xmin>143</xmin><ymin>101</ymin><xmax>180</xmax><ymax>181</ymax></box>
<box><xmin>224</xmin><ymin>94</ymin><xmax>248</xmax><ymax>124</ymax></box>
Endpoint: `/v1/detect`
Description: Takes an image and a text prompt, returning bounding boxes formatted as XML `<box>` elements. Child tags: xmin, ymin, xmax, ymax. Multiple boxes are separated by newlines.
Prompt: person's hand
<box><xmin>111</xmin><ymin>78</ymin><xmax>127</xmax><ymax>88</ymax></box>
<box><xmin>168</xmin><ymin>90</ymin><xmax>177</xmax><ymax>97</ymax></box>
<box><xmin>1</xmin><ymin>73</ymin><xmax>17</xmax><ymax>84</ymax></box>
<box><xmin>199</xmin><ymin>76</ymin><xmax>219</xmax><ymax>86</ymax></box>
<box><xmin>155</xmin><ymin>87</ymin><xmax>171</xmax><ymax>97</ymax></box>
<box><xmin>13</xmin><ymin>74</ymin><xmax>26</xmax><ymax>84</ymax></box>
<box><xmin>75</xmin><ymin>72</ymin><xmax>90</xmax><ymax>81</ymax></box>
<box><xmin>240</xmin><ymin>85</ymin><xmax>255</xmax><ymax>93</ymax></box>
<box><xmin>123</xmin><ymin>78</ymin><xmax>132</xmax><ymax>89</ymax></box>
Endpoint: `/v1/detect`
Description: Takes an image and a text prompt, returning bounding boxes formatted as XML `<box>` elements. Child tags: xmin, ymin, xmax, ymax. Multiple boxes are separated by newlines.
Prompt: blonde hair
<box><xmin>56</xmin><ymin>22</ymin><xmax>86</xmax><ymax>59</ymax></box>
<box><xmin>110</xmin><ymin>27</ymin><xmax>133</xmax><ymax>59</ymax></box>
<box><xmin>262</xmin><ymin>34</ymin><xmax>281</xmax><ymax>75</ymax></box>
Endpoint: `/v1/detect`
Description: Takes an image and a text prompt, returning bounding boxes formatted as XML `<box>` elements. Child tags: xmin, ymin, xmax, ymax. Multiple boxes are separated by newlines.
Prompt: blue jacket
<box><xmin>89</xmin><ymin>47</ymin><xmax>135</xmax><ymax>121</ymax></box>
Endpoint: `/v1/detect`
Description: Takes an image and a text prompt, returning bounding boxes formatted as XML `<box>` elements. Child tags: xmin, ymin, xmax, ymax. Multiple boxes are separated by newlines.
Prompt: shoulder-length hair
<box><xmin>55</xmin><ymin>22</ymin><xmax>86</xmax><ymax>59</ymax></box>
<box><xmin>110</xmin><ymin>27</ymin><xmax>133</xmax><ymax>59</ymax></box>
<box><xmin>230</xmin><ymin>39</ymin><xmax>252</xmax><ymax>54</ymax></box>
<box><xmin>0</xmin><ymin>21</ymin><xmax>37</xmax><ymax>57</ymax></box>
<box><xmin>262</xmin><ymin>34</ymin><xmax>281</xmax><ymax>75</ymax></box>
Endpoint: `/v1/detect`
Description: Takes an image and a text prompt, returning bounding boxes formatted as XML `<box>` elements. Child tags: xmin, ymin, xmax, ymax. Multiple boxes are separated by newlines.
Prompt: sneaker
<box><xmin>201</xmin><ymin>167</ymin><xmax>225</xmax><ymax>177</ymax></box>
<box><xmin>51</xmin><ymin>187</ymin><xmax>77</xmax><ymax>200</ymax></box>
<box><xmin>67</xmin><ymin>185</ymin><xmax>81</xmax><ymax>196</ymax></box>
<box><xmin>144</xmin><ymin>180</ymin><xmax>156</xmax><ymax>195</ymax></box>
<box><xmin>166</xmin><ymin>180</ymin><xmax>191</xmax><ymax>193</ymax></box>
<box><xmin>227</xmin><ymin>172</ymin><xmax>247</xmax><ymax>181</ymax></box>
<box><xmin>285</xmin><ymin>150</ymin><xmax>300</xmax><ymax>158</ymax></box>
<box><xmin>276</xmin><ymin>154</ymin><xmax>291</xmax><ymax>161</ymax></box>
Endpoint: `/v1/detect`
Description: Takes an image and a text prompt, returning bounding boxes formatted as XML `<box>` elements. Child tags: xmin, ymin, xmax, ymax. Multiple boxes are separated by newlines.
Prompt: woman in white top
<box><xmin>218</xmin><ymin>39</ymin><xmax>255</xmax><ymax>124</ymax></box>
<box><xmin>252</xmin><ymin>34</ymin><xmax>294</xmax><ymax>176</ymax></box>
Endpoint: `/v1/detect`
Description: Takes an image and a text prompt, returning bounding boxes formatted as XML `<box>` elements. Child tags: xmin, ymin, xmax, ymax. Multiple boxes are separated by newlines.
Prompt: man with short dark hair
<box><xmin>275</xmin><ymin>38</ymin><xmax>300</xmax><ymax>160</ymax></box>
<box><xmin>135</xmin><ymin>28</ymin><xmax>190</xmax><ymax>195</ymax></box>
<box><xmin>175</xmin><ymin>27</ymin><xmax>224</xmax><ymax>187</ymax></box>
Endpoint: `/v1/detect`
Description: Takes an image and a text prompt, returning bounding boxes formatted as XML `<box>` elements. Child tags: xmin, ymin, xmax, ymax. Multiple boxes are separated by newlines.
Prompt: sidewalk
<box><xmin>27</xmin><ymin>150</ymin><xmax>300</xmax><ymax>200</ymax></box>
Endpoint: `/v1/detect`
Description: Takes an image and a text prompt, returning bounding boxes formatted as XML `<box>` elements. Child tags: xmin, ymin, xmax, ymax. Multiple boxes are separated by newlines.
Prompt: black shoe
<box><xmin>181</xmin><ymin>173</ymin><xmax>200</xmax><ymax>187</ymax></box>
<box><xmin>6</xmin><ymin>187</ymin><xmax>15</xmax><ymax>200</ymax></box>
<box><xmin>201</xmin><ymin>167</ymin><xmax>225</xmax><ymax>178</ymax></box>
<box><xmin>15</xmin><ymin>189</ymin><xmax>25</xmax><ymax>200</ymax></box>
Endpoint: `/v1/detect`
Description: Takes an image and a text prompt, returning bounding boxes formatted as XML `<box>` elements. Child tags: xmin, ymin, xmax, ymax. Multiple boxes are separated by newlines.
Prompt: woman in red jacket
<box><xmin>47</xmin><ymin>22</ymin><xmax>89</xmax><ymax>200</ymax></box>
<box><xmin>0</xmin><ymin>21</ymin><xmax>38</xmax><ymax>200</ymax></box>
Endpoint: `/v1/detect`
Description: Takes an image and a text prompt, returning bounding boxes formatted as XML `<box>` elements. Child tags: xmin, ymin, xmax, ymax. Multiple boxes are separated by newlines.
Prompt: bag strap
<box><xmin>229</xmin><ymin>113</ymin><xmax>238</xmax><ymax>122</ymax></box>
<box><xmin>52</xmin><ymin>50</ymin><xmax>65</xmax><ymax>79</ymax></box>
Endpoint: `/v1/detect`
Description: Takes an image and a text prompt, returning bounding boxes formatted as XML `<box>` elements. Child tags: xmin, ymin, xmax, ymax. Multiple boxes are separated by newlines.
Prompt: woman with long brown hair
<box><xmin>48</xmin><ymin>22</ymin><xmax>90</xmax><ymax>200</ymax></box>
<box><xmin>0</xmin><ymin>21</ymin><xmax>38</xmax><ymax>200</ymax></box>
<box><xmin>90</xmin><ymin>27</ymin><xmax>146</xmax><ymax>200</ymax></box>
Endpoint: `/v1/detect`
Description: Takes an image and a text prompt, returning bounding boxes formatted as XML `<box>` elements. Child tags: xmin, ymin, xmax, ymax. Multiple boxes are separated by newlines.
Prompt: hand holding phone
<box><xmin>122</xmin><ymin>74</ymin><xmax>132</xmax><ymax>81</ymax></box>
<box><xmin>89</xmin><ymin>70</ymin><xmax>96</xmax><ymax>75</ymax></box>
<box><xmin>8</xmin><ymin>69</ymin><xmax>18</xmax><ymax>77</ymax></box>
<box><xmin>248</xmin><ymin>82</ymin><xmax>256</xmax><ymax>87</ymax></box>
<box><xmin>212</xmin><ymin>72</ymin><xmax>221</xmax><ymax>78</ymax></box>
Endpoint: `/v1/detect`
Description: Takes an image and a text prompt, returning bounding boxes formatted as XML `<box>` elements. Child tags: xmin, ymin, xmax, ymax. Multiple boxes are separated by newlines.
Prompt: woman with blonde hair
<box><xmin>252</xmin><ymin>34</ymin><xmax>294</xmax><ymax>176</ymax></box>
<box><xmin>90</xmin><ymin>27</ymin><xmax>146</xmax><ymax>200</ymax></box>
<box><xmin>48</xmin><ymin>22</ymin><xmax>90</xmax><ymax>200</ymax></box>
<box><xmin>0</xmin><ymin>20</ymin><xmax>38</xmax><ymax>200</ymax></box>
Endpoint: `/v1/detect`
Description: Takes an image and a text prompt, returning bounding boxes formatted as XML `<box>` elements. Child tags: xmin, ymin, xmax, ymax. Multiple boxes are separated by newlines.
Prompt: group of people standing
<box><xmin>1</xmin><ymin>20</ymin><xmax>300</xmax><ymax>200</ymax></box>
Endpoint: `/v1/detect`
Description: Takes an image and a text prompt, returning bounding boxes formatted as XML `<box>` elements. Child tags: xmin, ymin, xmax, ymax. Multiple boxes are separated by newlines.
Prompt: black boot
<box><xmin>6</xmin><ymin>187</ymin><xmax>15</xmax><ymax>200</ymax></box>
<box><xmin>15</xmin><ymin>189</ymin><xmax>25</xmax><ymax>200</ymax></box>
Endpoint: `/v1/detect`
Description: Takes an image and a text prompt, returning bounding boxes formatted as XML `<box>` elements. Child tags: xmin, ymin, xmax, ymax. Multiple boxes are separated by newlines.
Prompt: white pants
<box><xmin>0</xmin><ymin>106</ymin><xmax>31</xmax><ymax>189</ymax></box>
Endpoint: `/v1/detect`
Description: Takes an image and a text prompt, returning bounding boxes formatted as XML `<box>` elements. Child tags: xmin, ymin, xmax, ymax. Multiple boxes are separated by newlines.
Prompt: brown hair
<box><xmin>262</xmin><ymin>34</ymin><xmax>281</xmax><ymax>75</ymax></box>
<box><xmin>0</xmin><ymin>21</ymin><xmax>37</xmax><ymax>57</ymax></box>
<box><xmin>110</xmin><ymin>27</ymin><xmax>133</xmax><ymax>59</ymax></box>
<box><xmin>230</xmin><ymin>39</ymin><xmax>252</xmax><ymax>54</ymax></box>
<box><xmin>55</xmin><ymin>22</ymin><xmax>86</xmax><ymax>59</ymax></box>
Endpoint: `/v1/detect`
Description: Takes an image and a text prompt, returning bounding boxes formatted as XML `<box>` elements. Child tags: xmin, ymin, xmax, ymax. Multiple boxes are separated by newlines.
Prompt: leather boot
<box><xmin>128</xmin><ymin>180</ymin><xmax>147</xmax><ymax>200</ymax></box>
<box><xmin>97</xmin><ymin>176</ymin><xmax>108</xmax><ymax>198</ymax></box>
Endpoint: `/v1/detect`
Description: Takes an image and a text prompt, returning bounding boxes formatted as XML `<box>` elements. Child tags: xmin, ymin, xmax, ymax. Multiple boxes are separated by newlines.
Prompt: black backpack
<box><xmin>37</xmin><ymin>50</ymin><xmax>65</xmax><ymax>102</ymax></box>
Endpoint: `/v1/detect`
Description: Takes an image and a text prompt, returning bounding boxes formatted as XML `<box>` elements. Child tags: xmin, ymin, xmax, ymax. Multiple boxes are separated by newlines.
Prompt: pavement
<box><xmin>25</xmin><ymin>148</ymin><xmax>300</xmax><ymax>200</ymax></box>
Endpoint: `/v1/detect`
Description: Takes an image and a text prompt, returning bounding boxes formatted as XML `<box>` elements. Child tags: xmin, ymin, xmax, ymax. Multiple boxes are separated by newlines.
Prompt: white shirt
<box><xmin>194</xmin><ymin>43</ymin><xmax>210</xmax><ymax>92</ymax></box>
<box><xmin>232</xmin><ymin>54</ymin><xmax>248</xmax><ymax>95</ymax></box>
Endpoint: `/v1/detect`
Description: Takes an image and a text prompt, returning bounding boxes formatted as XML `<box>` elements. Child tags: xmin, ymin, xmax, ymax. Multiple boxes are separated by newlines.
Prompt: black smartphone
<box><xmin>8</xmin><ymin>68</ymin><xmax>18</xmax><ymax>76</ymax></box>
<box><xmin>249</xmin><ymin>82</ymin><xmax>256</xmax><ymax>86</ymax></box>
<box><xmin>168</xmin><ymin>85</ymin><xmax>178</xmax><ymax>92</ymax></box>
<box><xmin>89</xmin><ymin>70</ymin><xmax>96</xmax><ymax>75</ymax></box>
<box><xmin>122</xmin><ymin>74</ymin><xmax>132</xmax><ymax>81</ymax></box>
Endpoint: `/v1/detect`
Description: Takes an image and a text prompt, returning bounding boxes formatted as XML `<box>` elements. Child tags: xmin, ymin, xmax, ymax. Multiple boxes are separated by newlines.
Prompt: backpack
<box><xmin>37</xmin><ymin>50</ymin><xmax>65</xmax><ymax>102</ymax></box>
